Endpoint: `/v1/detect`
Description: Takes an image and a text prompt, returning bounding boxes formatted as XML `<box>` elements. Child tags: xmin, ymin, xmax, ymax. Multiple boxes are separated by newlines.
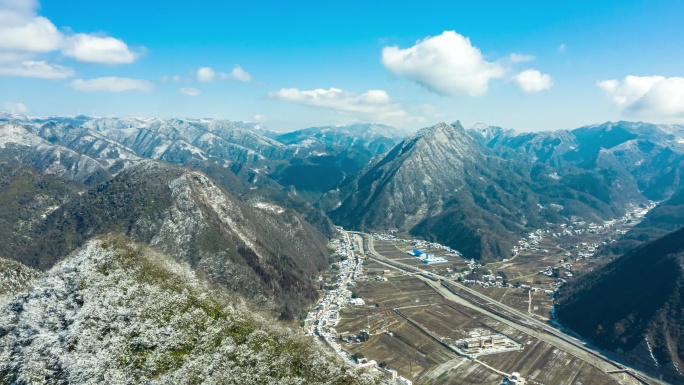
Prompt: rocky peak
<box><xmin>468</xmin><ymin>123</ymin><xmax>516</xmax><ymax>143</ymax></box>
<box><xmin>400</xmin><ymin>121</ymin><xmax>481</xmax><ymax>165</ymax></box>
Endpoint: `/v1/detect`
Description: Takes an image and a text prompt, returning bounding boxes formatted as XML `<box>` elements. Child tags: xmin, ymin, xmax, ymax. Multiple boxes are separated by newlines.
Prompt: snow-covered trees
<box><xmin>0</xmin><ymin>235</ymin><xmax>384</xmax><ymax>385</ymax></box>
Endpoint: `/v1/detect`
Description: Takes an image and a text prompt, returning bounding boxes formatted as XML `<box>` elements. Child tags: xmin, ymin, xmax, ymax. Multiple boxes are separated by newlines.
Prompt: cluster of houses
<box><xmin>306</xmin><ymin>234</ymin><xmax>366</xmax><ymax>349</ymax></box>
<box><xmin>511</xmin><ymin>229</ymin><xmax>545</xmax><ymax>255</ymax></box>
<box><xmin>461</xmin><ymin>275</ymin><xmax>556</xmax><ymax>296</ymax></box>
<box><xmin>308</xmin><ymin>231</ymin><xmax>413</xmax><ymax>385</ymax></box>
<box><xmin>511</xmin><ymin>202</ymin><xmax>656</xmax><ymax>257</ymax></box>
<box><xmin>537</xmin><ymin>263</ymin><xmax>574</xmax><ymax>278</ymax></box>
<box><xmin>467</xmin><ymin>258</ymin><xmax>482</xmax><ymax>270</ymax></box>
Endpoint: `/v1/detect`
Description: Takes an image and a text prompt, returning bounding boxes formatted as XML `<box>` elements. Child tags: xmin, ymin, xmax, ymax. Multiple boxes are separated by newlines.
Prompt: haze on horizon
<box><xmin>1</xmin><ymin>0</ymin><xmax>683</xmax><ymax>132</ymax></box>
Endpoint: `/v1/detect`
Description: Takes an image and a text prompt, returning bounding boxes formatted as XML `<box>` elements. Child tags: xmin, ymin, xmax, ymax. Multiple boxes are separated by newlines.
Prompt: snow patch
<box><xmin>0</xmin><ymin>123</ymin><xmax>44</xmax><ymax>149</ymax></box>
<box><xmin>251</xmin><ymin>202</ymin><xmax>285</xmax><ymax>214</ymax></box>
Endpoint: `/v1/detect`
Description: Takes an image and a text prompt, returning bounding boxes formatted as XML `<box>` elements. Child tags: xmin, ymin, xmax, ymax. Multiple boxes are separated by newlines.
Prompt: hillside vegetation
<box><xmin>0</xmin><ymin>235</ymin><xmax>384</xmax><ymax>384</ymax></box>
<box><xmin>3</xmin><ymin>161</ymin><xmax>331</xmax><ymax>317</ymax></box>
<box><xmin>556</xmin><ymin>227</ymin><xmax>684</xmax><ymax>383</ymax></box>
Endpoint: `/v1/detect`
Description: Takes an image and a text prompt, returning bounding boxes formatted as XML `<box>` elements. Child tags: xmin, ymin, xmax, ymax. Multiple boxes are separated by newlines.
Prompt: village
<box><xmin>302</xmin><ymin>202</ymin><xmax>658</xmax><ymax>385</ymax></box>
<box><xmin>305</xmin><ymin>230</ymin><xmax>413</xmax><ymax>385</ymax></box>
<box><xmin>368</xmin><ymin>202</ymin><xmax>657</xmax><ymax>303</ymax></box>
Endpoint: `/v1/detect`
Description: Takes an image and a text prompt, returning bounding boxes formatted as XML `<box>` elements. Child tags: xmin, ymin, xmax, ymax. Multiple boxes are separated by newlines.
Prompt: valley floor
<box><xmin>322</xmin><ymin>225</ymin><xmax>667</xmax><ymax>385</ymax></box>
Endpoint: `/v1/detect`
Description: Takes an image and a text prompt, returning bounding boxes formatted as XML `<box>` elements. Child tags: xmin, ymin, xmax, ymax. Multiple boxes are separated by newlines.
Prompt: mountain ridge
<box><xmin>0</xmin><ymin>235</ymin><xmax>384</xmax><ymax>384</ymax></box>
<box><xmin>556</xmin><ymin>227</ymin><xmax>684</xmax><ymax>383</ymax></box>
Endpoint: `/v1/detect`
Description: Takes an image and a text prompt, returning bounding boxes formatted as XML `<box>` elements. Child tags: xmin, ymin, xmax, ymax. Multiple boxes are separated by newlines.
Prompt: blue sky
<box><xmin>1</xmin><ymin>0</ymin><xmax>684</xmax><ymax>131</ymax></box>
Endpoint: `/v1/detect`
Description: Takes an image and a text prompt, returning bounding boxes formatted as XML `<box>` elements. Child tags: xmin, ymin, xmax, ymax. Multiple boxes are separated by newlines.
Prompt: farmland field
<box><xmin>336</xmin><ymin>273</ymin><xmax>623</xmax><ymax>384</ymax></box>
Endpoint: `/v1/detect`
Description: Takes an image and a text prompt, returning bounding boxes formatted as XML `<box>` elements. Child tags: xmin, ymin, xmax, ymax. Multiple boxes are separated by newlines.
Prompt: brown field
<box><xmin>400</xmin><ymin>303</ymin><xmax>495</xmax><ymax>342</ymax></box>
<box><xmin>337</xmin><ymin>273</ymin><xmax>621</xmax><ymax>384</ymax></box>
<box><xmin>480</xmin><ymin>326</ymin><xmax>622</xmax><ymax>385</ymax></box>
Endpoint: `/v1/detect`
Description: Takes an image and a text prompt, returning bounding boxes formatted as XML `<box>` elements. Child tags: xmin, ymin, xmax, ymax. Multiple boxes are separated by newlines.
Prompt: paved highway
<box><xmin>350</xmin><ymin>231</ymin><xmax>667</xmax><ymax>385</ymax></box>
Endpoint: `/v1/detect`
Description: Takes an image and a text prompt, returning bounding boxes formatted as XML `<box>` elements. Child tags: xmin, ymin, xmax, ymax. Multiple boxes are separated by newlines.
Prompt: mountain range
<box><xmin>3</xmin><ymin>116</ymin><xmax>684</xmax><ymax>263</ymax></box>
<box><xmin>2</xmin><ymin>114</ymin><xmax>684</xmax><ymax>383</ymax></box>
<box><xmin>323</xmin><ymin>120</ymin><xmax>684</xmax><ymax>260</ymax></box>
<box><xmin>0</xmin><ymin>160</ymin><xmax>331</xmax><ymax>319</ymax></box>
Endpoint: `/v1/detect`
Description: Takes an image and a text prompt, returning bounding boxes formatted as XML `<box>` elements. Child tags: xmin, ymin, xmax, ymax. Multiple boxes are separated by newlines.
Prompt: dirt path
<box><xmin>528</xmin><ymin>290</ymin><xmax>532</xmax><ymax>314</ymax></box>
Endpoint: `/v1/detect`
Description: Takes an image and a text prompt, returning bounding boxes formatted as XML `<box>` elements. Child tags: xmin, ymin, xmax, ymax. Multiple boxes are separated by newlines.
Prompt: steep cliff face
<box><xmin>556</xmin><ymin>228</ymin><xmax>684</xmax><ymax>384</ymax></box>
<box><xmin>0</xmin><ymin>236</ymin><xmax>383</xmax><ymax>385</ymax></box>
<box><xmin>10</xmin><ymin>161</ymin><xmax>330</xmax><ymax>316</ymax></box>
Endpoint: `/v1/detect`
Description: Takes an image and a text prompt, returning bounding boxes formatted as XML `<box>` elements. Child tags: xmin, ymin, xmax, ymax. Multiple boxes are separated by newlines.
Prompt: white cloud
<box><xmin>598</xmin><ymin>75</ymin><xmax>684</xmax><ymax>118</ymax></box>
<box><xmin>508</xmin><ymin>53</ymin><xmax>535</xmax><ymax>63</ymax></box>
<box><xmin>381</xmin><ymin>30</ymin><xmax>505</xmax><ymax>97</ymax></box>
<box><xmin>558</xmin><ymin>44</ymin><xmax>566</xmax><ymax>53</ymax></box>
<box><xmin>229</xmin><ymin>65</ymin><xmax>251</xmax><ymax>82</ymax></box>
<box><xmin>513</xmin><ymin>69</ymin><xmax>553</xmax><ymax>93</ymax></box>
<box><xmin>196</xmin><ymin>67</ymin><xmax>216</xmax><ymax>83</ymax></box>
<box><xmin>0</xmin><ymin>60</ymin><xmax>74</xmax><ymax>78</ymax></box>
<box><xmin>68</xmin><ymin>77</ymin><xmax>153</xmax><ymax>92</ymax></box>
<box><xmin>2</xmin><ymin>101</ymin><xmax>28</xmax><ymax>114</ymax></box>
<box><xmin>253</xmin><ymin>114</ymin><xmax>267</xmax><ymax>122</ymax></box>
<box><xmin>269</xmin><ymin>87</ymin><xmax>421</xmax><ymax>124</ymax></box>
<box><xmin>0</xmin><ymin>0</ymin><xmax>141</xmax><ymax>78</ymax></box>
<box><xmin>0</xmin><ymin>52</ymin><xmax>32</xmax><ymax>63</ymax></box>
<box><xmin>0</xmin><ymin>3</ymin><xmax>62</xmax><ymax>53</ymax></box>
<box><xmin>179</xmin><ymin>87</ymin><xmax>200</xmax><ymax>96</ymax></box>
<box><xmin>197</xmin><ymin>65</ymin><xmax>252</xmax><ymax>83</ymax></box>
<box><xmin>62</xmin><ymin>34</ymin><xmax>137</xmax><ymax>64</ymax></box>
<box><xmin>160</xmin><ymin>74</ymin><xmax>181</xmax><ymax>83</ymax></box>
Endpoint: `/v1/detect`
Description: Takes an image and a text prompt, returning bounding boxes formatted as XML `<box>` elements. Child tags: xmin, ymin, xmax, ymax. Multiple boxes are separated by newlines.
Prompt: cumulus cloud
<box><xmin>513</xmin><ymin>69</ymin><xmax>553</xmax><ymax>93</ymax></box>
<box><xmin>269</xmin><ymin>87</ymin><xmax>423</xmax><ymax>124</ymax></box>
<box><xmin>0</xmin><ymin>10</ymin><xmax>62</xmax><ymax>53</ymax></box>
<box><xmin>2</xmin><ymin>101</ymin><xmax>28</xmax><ymax>114</ymax></box>
<box><xmin>598</xmin><ymin>75</ymin><xmax>684</xmax><ymax>118</ymax></box>
<box><xmin>229</xmin><ymin>65</ymin><xmax>251</xmax><ymax>82</ymax></box>
<box><xmin>179</xmin><ymin>87</ymin><xmax>200</xmax><ymax>96</ymax></box>
<box><xmin>197</xmin><ymin>67</ymin><xmax>216</xmax><ymax>83</ymax></box>
<box><xmin>68</xmin><ymin>77</ymin><xmax>153</xmax><ymax>92</ymax></box>
<box><xmin>62</xmin><ymin>34</ymin><xmax>137</xmax><ymax>64</ymax></box>
<box><xmin>196</xmin><ymin>65</ymin><xmax>252</xmax><ymax>83</ymax></box>
<box><xmin>0</xmin><ymin>0</ymin><xmax>141</xmax><ymax>78</ymax></box>
<box><xmin>381</xmin><ymin>31</ymin><xmax>505</xmax><ymax>96</ymax></box>
<box><xmin>0</xmin><ymin>60</ymin><xmax>75</xmax><ymax>78</ymax></box>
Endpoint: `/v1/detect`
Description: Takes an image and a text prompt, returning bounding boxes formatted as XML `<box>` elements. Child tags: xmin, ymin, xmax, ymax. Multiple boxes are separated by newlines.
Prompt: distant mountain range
<box><xmin>1</xmin><ymin>113</ymin><xmax>684</xmax><ymax>383</ymax></box>
<box><xmin>271</xmin><ymin>123</ymin><xmax>406</xmax><ymax>201</ymax></box>
<box><xmin>2</xmin><ymin>116</ymin><xmax>683</xmax><ymax>263</ymax></box>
